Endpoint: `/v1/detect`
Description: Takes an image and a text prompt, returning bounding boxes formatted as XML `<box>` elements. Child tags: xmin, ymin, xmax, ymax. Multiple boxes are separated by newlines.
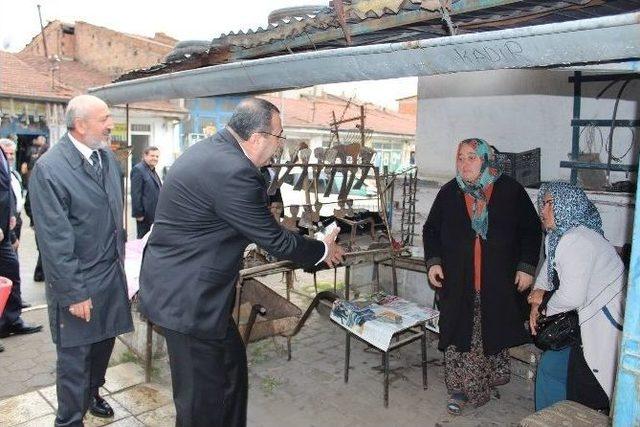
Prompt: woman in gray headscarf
<box><xmin>529</xmin><ymin>182</ymin><xmax>626</xmax><ymax>413</ymax></box>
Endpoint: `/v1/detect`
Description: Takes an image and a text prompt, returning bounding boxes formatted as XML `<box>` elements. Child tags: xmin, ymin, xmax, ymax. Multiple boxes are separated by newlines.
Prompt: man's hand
<box><xmin>427</xmin><ymin>265</ymin><xmax>444</xmax><ymax>288</ymax></box>
<box><xmin>0</xmin><ymin>228</ymin><xmax>4</xmax><ymax>242</ymax></box>
<box><xmin>69</xmin><ymin>298</ymin><xmax>93</xmax><ymax>322</ymax></box>
<box><xmin>136</xmin><ymin>217</ymin><xmax>144</xmax><ymax>222</ymax></box>
<box><xmin>9</xmin><ymin>216</ymin><xmax>16</xmax><ymax>230</ymax></box>
<box><xmin>323</xmin><ymin>227</ymin><xmax>344</xmax><ymax>268</ymax></box>
<box><xmin>515</xmin><ymin>271</ymin><xmax>533</xmax><ymax>292</ymax></box>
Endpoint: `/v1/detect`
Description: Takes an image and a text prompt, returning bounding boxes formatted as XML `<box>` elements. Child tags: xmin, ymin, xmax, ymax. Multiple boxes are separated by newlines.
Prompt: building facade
<box><xmin>17</xmin><ymin>20</ymin><xmax>187</xmax><ymax>173</ymax></box>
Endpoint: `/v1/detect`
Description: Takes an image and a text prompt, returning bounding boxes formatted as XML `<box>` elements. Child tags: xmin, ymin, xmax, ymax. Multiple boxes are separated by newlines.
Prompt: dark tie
<box><xmin>90</xmin><ymin>150</ymin><xmax>103</xmax><ymax>179</ymax></box>
<box><xmin>151</xmin><ymin>168</ymin><xmax>162</xmax><ymax>187</ymax></box>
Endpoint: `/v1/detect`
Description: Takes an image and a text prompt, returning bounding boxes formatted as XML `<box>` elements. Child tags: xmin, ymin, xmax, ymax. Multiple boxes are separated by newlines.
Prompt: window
<box><xmin>131</xmin><ymin>124</ymin><xmax>151</xmax><ymax>133</ymax></box>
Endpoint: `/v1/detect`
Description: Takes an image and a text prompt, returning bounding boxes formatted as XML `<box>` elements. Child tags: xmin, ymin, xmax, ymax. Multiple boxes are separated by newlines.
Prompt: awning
<box><xmin>89</xmin><ymin>12</ymin><xmax>640</xmax><ymax>105</ymax></box>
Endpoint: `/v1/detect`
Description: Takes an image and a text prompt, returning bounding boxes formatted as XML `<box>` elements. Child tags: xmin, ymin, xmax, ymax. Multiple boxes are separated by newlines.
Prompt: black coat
<box><xmin>130</xmin><ymin>161</ymin><xmax>161</xmax><ymax>223</ymax></box>
<box><xmin>0</xmin><ymin>150</ymin><xmax>12</xmax><ymax>243</ymax></box>
<box><xmin>29</xmin><ymin>136</ymin><xmax>133</xmax><ymax>347</ymax></box>
<box><xmin>139</xmin><ymin>128</ymin><xmax>325</xmax><ymax>340</ymax></box>
<box><xmin>423</xmin><ymin>175</ymin><xmax>541</xmax><ymax>355</ymax></box>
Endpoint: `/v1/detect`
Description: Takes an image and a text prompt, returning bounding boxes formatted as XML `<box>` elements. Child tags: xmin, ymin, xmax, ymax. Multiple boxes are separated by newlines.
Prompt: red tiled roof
<box><xmin>261</xmin><ymin>93</ymin><xmax>415</xmax><ymax>136</ymax></box>
<box><xmin>0</xmin><ymin>50</ymin><xmax>76</xmax><ymax>101</ymax></box>
<box><xmin>16</xmin><ymin>54</ymin><xmax>186</xmax><ymax>114</ymax></box>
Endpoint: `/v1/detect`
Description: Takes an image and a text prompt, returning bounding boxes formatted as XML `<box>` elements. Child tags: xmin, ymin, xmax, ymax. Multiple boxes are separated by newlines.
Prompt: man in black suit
<box><xmin>29</xmin><ymin>95</ymin><xmax>134</xmax><ymax>425</ymax></box>
<box><xmin>131</xmin><ymin>146</ymin><xmax>161</xmax><ymax>238</ymax></box>
<box><xmin>0</xmin><ymin>140</ymin><xmax>42</xmax><ymax>353</ymax></box>
<box><xmin>139</xmin><ymin>98</ymin><xmax>343</xmax><ymax>427</ymax></box>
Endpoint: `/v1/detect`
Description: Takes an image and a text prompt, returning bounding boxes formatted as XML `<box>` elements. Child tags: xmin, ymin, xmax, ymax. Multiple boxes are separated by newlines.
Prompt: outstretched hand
<box><xmin>323</xmin><ymin>227</ymin><xmax>344</xmax><ymax>268</ymax></box>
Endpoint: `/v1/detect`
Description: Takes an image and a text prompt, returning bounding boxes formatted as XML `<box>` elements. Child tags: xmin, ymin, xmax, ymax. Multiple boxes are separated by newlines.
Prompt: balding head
<box><xmin>227</xmin><ymin>98</ymin><xmax>280</xmax><ymax>141</ymax></box>
<box><xmin>65</xmin><ymin>95</ymin><xmax>113</xmax><ymax>149</ymax></box>
<box><xmin>66</xmin><ymin>95</ymin><xmax>109</xmax><ymax>130</ymax></box>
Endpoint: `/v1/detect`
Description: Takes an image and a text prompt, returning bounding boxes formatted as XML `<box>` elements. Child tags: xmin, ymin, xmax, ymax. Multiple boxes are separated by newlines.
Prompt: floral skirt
<box><xmin>444</xmin><ymin>293</ymin><xmax>510</xmax><ymax>407</ymax></box>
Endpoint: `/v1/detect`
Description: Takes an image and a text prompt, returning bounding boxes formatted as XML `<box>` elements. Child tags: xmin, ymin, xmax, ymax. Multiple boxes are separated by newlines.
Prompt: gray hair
<box><xmin>0</xmin><ymin>138</ymin><xmax>16</xmax><ymax>150</ymax></box>
<box><xmin>227</xmin><ymin>98</ymin><xmax>280</xmax><ymax>140</ymax></box>
<box><xmin>65</xmin><ymin>94</ymin><xmax>108</xmax><ymax>130</ymax></box>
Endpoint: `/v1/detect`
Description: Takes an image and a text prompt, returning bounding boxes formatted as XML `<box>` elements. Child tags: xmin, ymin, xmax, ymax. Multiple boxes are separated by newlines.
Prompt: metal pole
<box><xmin>124</xmin><ymin>104</ymin><xmax>130</xmax><ymax>236</ymax></box>
<box><xmin>570</xmin><ymin>71</ymin><xmax>581</xmax><ymax>185</ymax></box>
<box><xmin>612</xmin><ymin>180</ymin><xmax>640</xmax><ymax>425</ymax></box>
<box><xmin>36</xmin><ymin>5</ymin><xmax>49</xmax><ymax>59</ymax></box>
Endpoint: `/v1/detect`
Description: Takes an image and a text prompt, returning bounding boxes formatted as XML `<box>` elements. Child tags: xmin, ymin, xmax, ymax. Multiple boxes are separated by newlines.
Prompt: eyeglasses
<box><xmin>541</xmin><ymin>199</ymin><xmax>553</xmax><ymax>208</ymax></box>
<box><xmin>257</xmin><ymin>131</ymin><xmax>286</xmax><ymax>141</ymax></box>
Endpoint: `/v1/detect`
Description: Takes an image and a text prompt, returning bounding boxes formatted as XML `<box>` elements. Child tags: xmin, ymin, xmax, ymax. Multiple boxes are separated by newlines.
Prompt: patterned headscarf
<box><xmin>537</xmin><ymin>181</ymin><xmax>604</xmax><ymax>289</ymax></box>
<box><xmin>455</xmin><ymin>138</ymin><xmax>502</xmax><ymax>239</ymax></box>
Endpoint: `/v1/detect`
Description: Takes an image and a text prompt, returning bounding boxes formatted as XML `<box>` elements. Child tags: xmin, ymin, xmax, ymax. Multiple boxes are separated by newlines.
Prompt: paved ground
<box><xmin>1</xmin><ymin>217</ymin><xmax>538</xmax><ymax>426</ymax></box>
<box><xmin>0</xmin><ymin>274</ymin><xmax>537</xmax><ymax>426</ymax></box>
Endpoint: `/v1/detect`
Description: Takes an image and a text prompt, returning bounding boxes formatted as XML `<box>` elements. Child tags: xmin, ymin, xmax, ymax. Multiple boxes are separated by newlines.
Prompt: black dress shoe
<box><xmin>89</xmin><ymin>395</ymin><xmax>114</xmax><ymax>418</ymax></box>
<box><xmin>0</xmin><ymin>321</ymin><xmax>43</xmax><ymax>338</ymax></box>
<box><xmin>33</xmin><ymin>272</ymin><xmax>45</xmax><ymax>282</ymax></box>
<box><xmin>20</xmin><ymin>301</ymin><xmax>31</xmax><ymax>309</ymax></box>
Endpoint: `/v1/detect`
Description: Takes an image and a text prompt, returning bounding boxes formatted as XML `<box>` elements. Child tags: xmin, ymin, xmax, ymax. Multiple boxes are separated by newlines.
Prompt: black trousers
<box><xmin>34</xmin><ymin>231</ymin><xmax>44</xmax><ymax>280</ymax></box>
<box><xmin>162</xmin><ymin>320</ymin><xmax>248</xmax><ymax>427</ymax></box>
<box><xmin>55</xmin><ymin>337</ymin><xmax>115</xmax><ymax>427</ymax></box>
<box><xmin>0</xmin><ymin>239</ymin><xmax>21</xmax><ymax>330</ymax></box>
<box><xmin>567</xmin><ymin>345</ymin><xmax>610</xmax><ymax>414</ymax></box>
<box><xmin>136</xmin><ymin>220</ymin><xmax>152</xmax><ymax>239</ymax></box>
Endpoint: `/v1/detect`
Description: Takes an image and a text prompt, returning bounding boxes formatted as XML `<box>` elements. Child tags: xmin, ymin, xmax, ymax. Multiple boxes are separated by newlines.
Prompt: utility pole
<box><xmin>37</xmin><ymin>4</ymin><xmax>49</xmax><ymax>59</ymax></box>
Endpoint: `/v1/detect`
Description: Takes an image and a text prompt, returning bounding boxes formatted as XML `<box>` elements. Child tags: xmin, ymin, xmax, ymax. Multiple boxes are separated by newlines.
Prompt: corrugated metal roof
<box><xmin>115</xmin><ymin>0</ymin><xmax>639</xmax><ymax>82</ymax></box>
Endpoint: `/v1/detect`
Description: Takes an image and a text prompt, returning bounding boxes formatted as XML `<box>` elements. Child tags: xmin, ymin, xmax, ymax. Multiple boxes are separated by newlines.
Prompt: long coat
<box><xmin>130</xmin><ymin>161</ymin><xmax>161</xmax><ymax>223</ymax></box>
<box><xmin>423</xmin><ymin>175</ymin><xmax>541</xmax><ymax>355</ymax></box>
<box><xmin>535</xmin><ymin>226</ymin><xmax>626</xmax><ymax>399</ymax></box>
<box><xmin>139</xmin><ymin>128</ymin><xmax>325</xmax><ymax>340</ymax></box>
<box><xmin>29</xmin><ymin>135</ymin><xmax>133</xmax><ymax>347</ymax></box>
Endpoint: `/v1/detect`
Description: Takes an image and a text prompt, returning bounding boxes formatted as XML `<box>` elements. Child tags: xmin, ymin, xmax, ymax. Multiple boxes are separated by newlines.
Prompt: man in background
<box><xmin>0</xmin><ymin>139</ymin><xmax>25</xmax><ymax>251</ymax></box>
<box><xmin>0</xmin><ymin>139</ymin><xmax>42</xmax><ymax>352</ymax></box>
<box><xmin>130</xmin><ymin>146</ymin><xmax>161</xmax><ymax>238</ymax></box>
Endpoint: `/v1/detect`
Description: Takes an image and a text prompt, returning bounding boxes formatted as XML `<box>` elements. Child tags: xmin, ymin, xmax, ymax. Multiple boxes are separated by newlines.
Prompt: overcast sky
<box><xmin>1</xmin><ymin>0</ymin><xmax>417</xmax><ymax>108</ymax></box>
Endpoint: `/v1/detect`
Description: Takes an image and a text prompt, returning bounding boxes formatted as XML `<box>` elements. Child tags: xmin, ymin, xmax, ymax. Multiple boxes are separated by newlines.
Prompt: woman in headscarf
<box><xmin>423</xmin><ymin>138</ymin><xmax>542</xmax><ymax>415</ymax></box>
<box><xmin>529</xmin><ymin>182</ymin><xmax>626</xmax><ymax>414</ymax></box>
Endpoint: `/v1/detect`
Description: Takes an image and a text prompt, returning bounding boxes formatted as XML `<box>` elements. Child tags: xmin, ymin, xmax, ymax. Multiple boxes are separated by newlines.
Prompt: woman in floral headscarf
<box><xmin>529</xmin><ymin>182</ymin><xmax>626</xmax><ymax>413</ymax></box>
<box><xmin>423</xmin><ymin>138</ymin><xmax>542</xmax><ymax>414</ymax></box>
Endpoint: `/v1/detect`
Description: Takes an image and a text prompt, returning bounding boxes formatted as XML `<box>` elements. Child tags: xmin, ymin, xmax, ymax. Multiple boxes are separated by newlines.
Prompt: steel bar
<box><xmin>560</xmin><ymin>160</ymin><xmax>638</xmax><ymax>172</ymax></box>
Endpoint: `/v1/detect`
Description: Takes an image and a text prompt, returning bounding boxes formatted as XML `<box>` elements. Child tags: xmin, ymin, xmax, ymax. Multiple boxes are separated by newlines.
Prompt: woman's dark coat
<box><xmin>423</xmin><ymin>175</ymin><xmax>541</xmax><ymax>355</ymax></box>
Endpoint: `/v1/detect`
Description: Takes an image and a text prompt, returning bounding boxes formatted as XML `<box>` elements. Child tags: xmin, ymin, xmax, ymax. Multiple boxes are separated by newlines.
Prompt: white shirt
<box><xmin>68</xmin><ymin>133</ymin><xmax>102</xmax><ymax>168</ymax></box>
<box><xmin>10</xmin><ymin>170</ymin><xmax>24</xmax><ymax>214</ymax></box>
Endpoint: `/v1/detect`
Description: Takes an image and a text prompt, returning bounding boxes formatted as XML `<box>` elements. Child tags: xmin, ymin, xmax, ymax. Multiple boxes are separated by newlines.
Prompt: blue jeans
<box><xmin>535</xmin><ymin>347</ymin><xmax>571</xmax><ymax>411</ymax></box>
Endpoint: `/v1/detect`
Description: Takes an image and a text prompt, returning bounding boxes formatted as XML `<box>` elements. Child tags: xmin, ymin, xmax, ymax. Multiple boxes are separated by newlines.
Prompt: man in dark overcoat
<box><xmin>29</xmin><ymin>94</ymin><xmax>134</xmax><ymax>426</ymax></box>
<box><xmin>0</xmin><ymin>140</ymin><xmax>42</xmax><ymax>350</ymax></box>
<box><xmin>130</xmin><ymin>146</ymin><xmax>161</xmax><ymax>238</ymax></box>
<box><xmin>139</xmin><ymin>98</ymin><xmax>344</xmax><ymax>427</ymax></box>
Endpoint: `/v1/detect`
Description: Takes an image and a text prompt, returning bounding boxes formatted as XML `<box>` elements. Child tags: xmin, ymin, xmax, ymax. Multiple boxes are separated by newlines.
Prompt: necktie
<box><xmin>90</xmin><ymin>150</ymin><xmax>103</xmax><ymax>179</ymax></box>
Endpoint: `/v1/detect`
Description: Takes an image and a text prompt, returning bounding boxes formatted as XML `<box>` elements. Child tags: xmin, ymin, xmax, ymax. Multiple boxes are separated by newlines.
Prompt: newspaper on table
<box><xmin>330</xmin><ymin>294</ymin><xmax>439</xmax><ymax>351</ymax></box>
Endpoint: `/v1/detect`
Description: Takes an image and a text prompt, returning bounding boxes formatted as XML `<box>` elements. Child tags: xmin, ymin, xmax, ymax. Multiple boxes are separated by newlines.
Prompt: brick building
<box><xmin>21</xmin><ymin>20</ymin><xmax>174</xmax><ymax>79</ymax></box>
<box><xmin>16</xmin><ymin>20</ymin><xmax>187</xmax><ymax>172</ymax></box>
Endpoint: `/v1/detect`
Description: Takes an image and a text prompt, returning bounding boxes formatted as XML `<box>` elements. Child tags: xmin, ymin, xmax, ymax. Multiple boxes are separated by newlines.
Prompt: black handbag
<box><xmin>534</xmin><ymin>310</ymin><xmax>580</xmax><ymax>351</ymax></box>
